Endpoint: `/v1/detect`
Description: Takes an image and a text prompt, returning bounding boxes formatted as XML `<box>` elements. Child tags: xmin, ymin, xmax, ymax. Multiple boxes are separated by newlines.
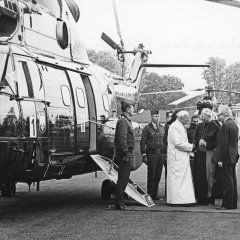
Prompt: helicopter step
<box><xmin>90</xmin><ymin>154</ymin><xmax>155</xmax><ymax>207</ymax></box>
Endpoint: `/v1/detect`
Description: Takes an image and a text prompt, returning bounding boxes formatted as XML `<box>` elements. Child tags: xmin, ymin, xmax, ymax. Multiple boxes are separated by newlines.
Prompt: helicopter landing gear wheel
<box><xmin>1</xmin><ymin>182</ymin><xmax>16</xmax><ymax>197</ymax></box>
<box><xmin>101</xmin><ymin>179</ymin><xmax>115</xmax><ymax>200</ymax></box>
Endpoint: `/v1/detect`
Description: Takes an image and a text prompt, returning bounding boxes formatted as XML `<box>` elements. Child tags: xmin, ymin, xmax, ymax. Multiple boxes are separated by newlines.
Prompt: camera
<box><xmin>196</xmin><ymin>97</ymin><xmax>213</xmax><ymax>114</ymax></box>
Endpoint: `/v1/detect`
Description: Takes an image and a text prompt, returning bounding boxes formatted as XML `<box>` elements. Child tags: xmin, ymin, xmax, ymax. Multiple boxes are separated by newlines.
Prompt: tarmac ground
<box><xmin>0</xmin><ymin>164</ymin><xmax>240</xmax><ymax>240</ymax></box>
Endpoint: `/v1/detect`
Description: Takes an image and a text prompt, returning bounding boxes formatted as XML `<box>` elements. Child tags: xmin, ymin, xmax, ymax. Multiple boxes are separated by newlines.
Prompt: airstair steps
<box><xmin>91</xmin><ymin>154</ymin><xmax>155</xmax><ymax>207</ymax></box>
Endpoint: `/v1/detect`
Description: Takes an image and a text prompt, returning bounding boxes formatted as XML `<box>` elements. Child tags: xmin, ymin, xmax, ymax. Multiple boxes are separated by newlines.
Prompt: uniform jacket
<box><xmin>215</xmin><ymin>118</ymin><xmax>239</xmax><ymax>165</ymax></box>
<box><xmin>140</xmin><ymin>122</ymin><xmax>165</xmax><ymax>155</ymax></box>
<box><xmin>114</xmin><ymin>114</ymin><xmax>135</xmax><ymax>156</ymax></box>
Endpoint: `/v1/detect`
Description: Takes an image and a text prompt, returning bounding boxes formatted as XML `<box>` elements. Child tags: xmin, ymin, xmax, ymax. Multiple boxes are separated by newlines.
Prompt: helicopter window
<box><xmin>102</xmin><ymin>94</ymin><xmax>109</xmax><ymax>111</ymax></box>
<box><xmin>76</xmin><ymin>88</ymin><xmax>85</xmax><ymax>108</ymax></box>
<box><xmin>61</xmin><ymin>85</ymin><xmax>71</xmax><ymax>107</ymax></box>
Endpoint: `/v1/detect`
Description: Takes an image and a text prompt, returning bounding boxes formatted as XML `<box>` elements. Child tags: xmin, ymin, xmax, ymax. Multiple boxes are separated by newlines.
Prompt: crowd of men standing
<box><xmin>113</xmin><ymin>100</ymin><xmax>239</xmax><ymax>210</ymax></box>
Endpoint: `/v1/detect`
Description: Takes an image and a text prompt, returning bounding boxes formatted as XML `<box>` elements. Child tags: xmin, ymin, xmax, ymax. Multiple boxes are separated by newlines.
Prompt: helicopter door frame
<box><xmin>81</xmin><ymin>75</ymin><xmax>97</xmax><ymax>152</ymax></box>
<box><xmin>38</xmin><ymin>63</ymin><xmax>75</xmax><ymax>153</ymax></box>
<box><xmin>66</xmin><ymin>70</ymin><xmax>90</xmax><ymax>153</ymax></box>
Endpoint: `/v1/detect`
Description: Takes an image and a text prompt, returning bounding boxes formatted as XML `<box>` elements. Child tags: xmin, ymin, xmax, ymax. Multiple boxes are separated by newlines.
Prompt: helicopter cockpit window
<box><xmin>76</xmin><ymin>88</ymin><xmax>85</xmax><ymax>108</ymax></box>
<box><xmin>61</xmin><ymin>85</ymin><xmax>71</xmax><ymax>107</ymax></box>
<box><xmin>102</xmin><ymin>94</ymin><xmax>109</xmax><ymax>111</ymax></box>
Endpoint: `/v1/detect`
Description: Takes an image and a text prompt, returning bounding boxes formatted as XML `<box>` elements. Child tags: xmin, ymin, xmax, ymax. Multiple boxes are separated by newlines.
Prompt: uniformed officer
<box><xmin>114</xmin><ymin>100</ymin><xmax>135</xmax><ymax>210</ymax></box>
<box><xmin>140</xmin><ymin>109</ymin><xmax>166</xmax><ymax>200</ymax></box>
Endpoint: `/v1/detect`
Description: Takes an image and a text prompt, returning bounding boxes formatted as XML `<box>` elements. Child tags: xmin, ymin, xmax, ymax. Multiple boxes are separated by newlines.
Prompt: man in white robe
<box><xmin>167</xmin><ymin>111</ymin><xmax>196</xmax><ymax>205</ymax></box>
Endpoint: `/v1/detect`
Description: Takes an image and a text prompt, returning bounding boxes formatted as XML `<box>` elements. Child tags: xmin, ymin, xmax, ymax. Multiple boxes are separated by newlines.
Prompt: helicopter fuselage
<box><xmin>0</xmin><ymin>0</ymin><xmax>145</xmax><ymax>195</ymax></box>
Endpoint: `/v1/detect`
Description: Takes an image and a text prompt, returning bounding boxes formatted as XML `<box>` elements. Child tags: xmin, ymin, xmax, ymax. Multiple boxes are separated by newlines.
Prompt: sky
<box><xmin>76</xmin><ymin>0</ymin><xmax>240</xmax><ymax>90</ymax></box>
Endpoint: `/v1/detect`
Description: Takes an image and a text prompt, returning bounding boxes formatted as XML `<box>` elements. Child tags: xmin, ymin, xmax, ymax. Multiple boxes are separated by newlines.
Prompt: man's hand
<box><xmin>218</xmin><ymin>161</ymin><xmax>223</xmax><ymax>168</ymax></box>
<box><xmin>199</xmin><ymin>139</ymin><xmax>207</xmax><ymax>147</ymax></box>
<box><xmin>142</xmin><ymin>155</ymin><xmax>148</xmax><ymax>165</ymax></box>
<box><xmin>122</xmin><ymin>155</ymin><xmax>129</xmax><ymax>162</ymax></box>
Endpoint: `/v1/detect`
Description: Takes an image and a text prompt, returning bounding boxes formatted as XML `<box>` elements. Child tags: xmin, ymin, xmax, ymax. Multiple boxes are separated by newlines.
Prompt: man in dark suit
<box><xmin>114</xmin><ymin>100</ymin><xmax>135</xmax><ymax>210</ymax></box>
<box><xmin>215</xmin><ymin>105</ymin><xmax>239</xmax><ymax>210</ymax></box>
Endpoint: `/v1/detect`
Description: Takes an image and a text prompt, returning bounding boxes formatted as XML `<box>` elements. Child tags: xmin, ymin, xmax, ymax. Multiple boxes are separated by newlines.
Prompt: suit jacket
<box><xmin>216</xmin><ymin>118</ymin><xmax>239</xmax><ymax>165</ymax></box>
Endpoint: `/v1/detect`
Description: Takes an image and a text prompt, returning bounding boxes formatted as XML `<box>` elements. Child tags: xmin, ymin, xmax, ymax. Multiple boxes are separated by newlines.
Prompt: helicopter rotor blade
<box><xmin>168</xmin><ymin>90</ymin><xmax>205</xmax><ymax>105</ymax></box>
<box><xmin>206</xmin><ymin>0</ymin><xmax>240</xmax><ymax>8</ymax></box>
<box><xmin>101</xmin><ymin>32</ymin><xmax>120</xmax><ymax>50</ymax></box>
<box><xmin>112</xmin><ymin>0</ymin><xmax>124</xmax><ymax>48</ymax></box>
<box><xmin>142</xmin><ymin>63</ymin><xmax>210</xmax><ymax>68</ymax></box>
<box><xmin>140</xmin><ymin>88</ymin><xmax>204</xmax><ymax>96</ymax></box>
<box><xmin>213</xmin><ymin>89</ymin><xmax>240</xmax><ymax>95</ymax></box>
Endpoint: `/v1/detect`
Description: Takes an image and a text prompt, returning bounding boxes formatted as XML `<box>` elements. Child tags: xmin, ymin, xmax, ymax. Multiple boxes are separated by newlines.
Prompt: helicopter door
<box><xmin>39</xmin><ymin>65</ymin><xmax>74</xmax><ymax>153</ymax></box>
<box><xmin>82</xmin><ymin>75</ymin><xmax>97</xmax><ymax>152</ymax></box>
<box><xmin>66</xmin><ymin>70</ymin><xmax>90</xmax><ymax>152</ymax></box>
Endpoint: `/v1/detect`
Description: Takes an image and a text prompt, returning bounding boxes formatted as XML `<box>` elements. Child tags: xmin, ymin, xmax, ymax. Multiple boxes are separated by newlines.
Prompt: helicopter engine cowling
<box><xmin>97</xmin><ymin>118</ymin><xmax>143</xmax><ymax>171</ymax></box>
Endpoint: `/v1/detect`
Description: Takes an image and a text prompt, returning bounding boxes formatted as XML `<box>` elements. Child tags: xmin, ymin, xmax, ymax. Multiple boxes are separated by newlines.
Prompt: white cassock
<box><xmin>167</xmin><ymin>119</ymin><xmax>196</xmax><ymax>204</ymax></box>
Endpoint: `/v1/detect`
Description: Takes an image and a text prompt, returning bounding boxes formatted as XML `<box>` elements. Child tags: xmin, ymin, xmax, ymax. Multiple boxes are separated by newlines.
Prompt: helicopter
<box><xmin>0</xmin><ymin>0</ymin><xmax>210</xmax><ymax>199</ymax></box>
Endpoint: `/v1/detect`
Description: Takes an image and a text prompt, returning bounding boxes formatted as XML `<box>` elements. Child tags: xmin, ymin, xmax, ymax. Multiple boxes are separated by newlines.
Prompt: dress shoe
<box><xmin>115</xmin><ymin>204</ymin><xmax>129</xmax><ymax>210</ymax></box>
<box><xmin>208</xmin><ymin>197</ymin><xmax>215</xmax><ymax>205</ymax></box>
<box><xmin>216</xmin><ymin>206</ymin><xmax>229</xmax><ymax>210</ymax></box>
<box><xmin>153</xmin><ymin>195</ymin><xmax>164</xmax><ymax>200</ymax></box>
<box><xmin>197</xmin><ymin>199</ymin><xmax>209</xmax><ymax>206</ymax></box>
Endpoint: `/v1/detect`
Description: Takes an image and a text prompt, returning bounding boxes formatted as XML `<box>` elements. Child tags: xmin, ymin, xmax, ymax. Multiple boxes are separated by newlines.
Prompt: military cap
<box><xmin>150</xmin><ymin>109</ymin><xmax>159</xmax><ymax>115</ymax></box>
<box><xmin>121</xmin><ymin>99</ymin><xmax>135</xmax><ymax>108</ymax></box>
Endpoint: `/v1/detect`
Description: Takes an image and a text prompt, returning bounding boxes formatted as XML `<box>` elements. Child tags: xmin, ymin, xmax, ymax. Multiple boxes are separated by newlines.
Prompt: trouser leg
<box><xmin>232</xmin><ymin>165</ymin><xmax>238</xmax><ymax>209</ymax></box>
<box><xmin>115</xmin><ymin>160</ymin><xmax>132</xmax><ymax>206</ymax></box>
<box><xmin>147</xmin><ymin>154</ymin><xmax>156</xmax><ymax>197</ymax></box>
<box><xmin>206</xmin><ymin>150</ymin><xmax>216</xmax><ymax>197</ymax></box>
<box><xmin>164</xmin><ymin>156</ymin><xmax>167</xmax><ymax>197</ymax></box>
<box><xmin>193</xmin><ymin>151</ymin><xmax>208</xmax><ymax>203</ymax></box>
<box><xmin>219</xmin><ymin>165</ymin><xmax>235</xmax><ymax>209</ymax></box>
<box><xmin>152</xmin><ymin>154</ymin><xmax>164</xmax><ymax>198</ymax></box>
